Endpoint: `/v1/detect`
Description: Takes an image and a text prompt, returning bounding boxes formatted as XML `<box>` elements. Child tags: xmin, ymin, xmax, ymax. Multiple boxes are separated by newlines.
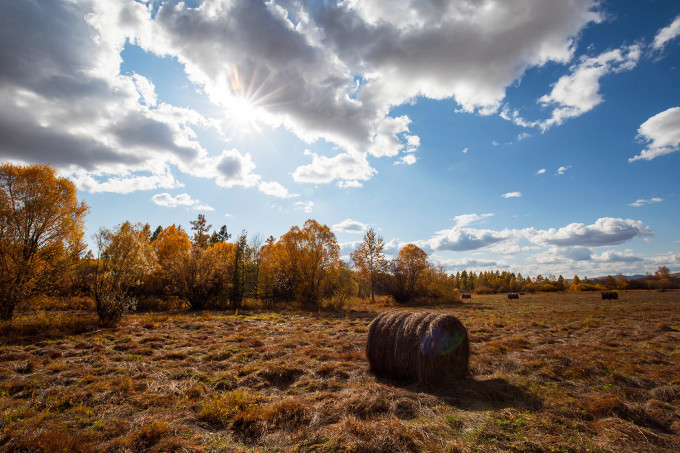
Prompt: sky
<box><xmin>1</xmin><ymin>0</ymin><xmax>679</xmax><ymax>278</ymax></box>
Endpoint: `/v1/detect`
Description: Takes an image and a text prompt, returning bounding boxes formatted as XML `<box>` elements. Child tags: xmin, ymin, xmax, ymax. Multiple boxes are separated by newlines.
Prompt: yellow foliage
<box><xmin>0</xmin><ymin>163</ymin><xmax>88</xmax><ymax>319</ymax></box>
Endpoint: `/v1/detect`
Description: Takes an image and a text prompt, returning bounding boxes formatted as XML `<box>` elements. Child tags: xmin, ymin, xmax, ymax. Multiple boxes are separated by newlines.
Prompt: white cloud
<box><xmin>653</xmin><ymin>15</ymin><xmax>680</xmax><ymax>50</ymax></box>
<box><xmin>556</xmin><ymin>165</ymin><xmax>571</xmax><ymax>175</ymax></box>
<box><xmin>294</xmin><ymin>201</ymin><xmax>314</xmax><ymax>213</ymax></box>
<box><xmin>332</xmin><ymin>219</ymin><xmax>367</xmax><ymax>234</ymax></box>
<box><xmin>258</xmin><ymin>181</ymin><xmax>299</xmax><ymax>198</ymax></box>
<box><xmin>453</xmin><ymin>213</ymin><xmax>494</xmax><ymax>228</ymax></box>
<box><xmin>292</xmin><ymin>150</ymin><xmax>376</xmax><ymax>185</ymax></box>
<box><xmin>432</xmin><ymin>257</ymin><xmax>506</xmax><ymax>271</ymax></box>
<box><xmin>151</xmin><ymin>193</ymin><xmax>197</xmax><ymax>208</ymax></box>
<box><xmin>502</xmin><ymin>191</ymin><xmax>522</xmax><ymax>198</ymax></box>
<box><xmin>517</xmin><ymin>132</ymin><xmax>531</xmax><ymax>141</ymax></box>
<box><xmin>419</xmin><ymin>226</ymin><xmax>517</xmax><ymax>252</ymax></box>
<box><xmin>629</xmin><ymin>107</ymin><xmax>680</xmax><ymax>162</ymax></box>
<box><xmin>417</xmin><ymin>216</ymin><xmax>652</xmax><ymax>257</ymax></box>
<box><xmin>592</xmin><ymin>250</ymin><xmax>643</xmax><ymax>263</ymax></box>
<box><xmin>395</xmin><ymin>154</ymin><xmax>417</xmax><ymax>165</ymax></box>
<box><xmin>629</xmin><ymin>197</ymin><xmax>663</xmax><ymax>207</ymax></box>
<box><xmin>506</xmin><ymin>45</ymin><xmax>641</xmax><ymax>130</ymax></box>
<box><xmin>525</xmin><ymin>217</ymin><xmax>652</xmax><ymax>247</ymax></box>
<box><xmin>337</xmin><ymin>180</ymin><xmax>364</xmax><ymax>189</ymax></box>
<box><xmin>536</xmin><ymin>168</ymin><xmax>546</xmax><ymax>174</ymax></box>
<box><xmin>151</xmin><ymin>192</ymin><xmax>214</xmax><ymax>212</ymax></box>
<box><xmin>462</xmin><ymin>147</ymin><xmax>469</xmax><ymax>154</ymax></box>
<box><xmin>72</xmin><ymin>167</ymin><xmax>183</xmax><ymax>194</ymax></box>
<box><xmin>0</xmin><ymin>0</ymin><xmax>605</xmax><ymax>190</ymax></box>
<box><xmin>192</xmin><ymin>204</ymin><xmax>215</xmax><ymax>212</ymax></box>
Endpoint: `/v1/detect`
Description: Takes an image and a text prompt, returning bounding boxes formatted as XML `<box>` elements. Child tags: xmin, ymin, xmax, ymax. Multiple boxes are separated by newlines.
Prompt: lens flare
<box><xmin>225</xmin><ymin>64</ymin><xmax>296</xmax><ymax>133</ymax></box>
<box><xmin>419</xmin><ymin>328</ymin><xmax>465</xmax><ymax>357</ymax></box>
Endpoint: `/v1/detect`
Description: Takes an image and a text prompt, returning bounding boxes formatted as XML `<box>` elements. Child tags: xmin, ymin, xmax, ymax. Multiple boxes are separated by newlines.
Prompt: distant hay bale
<box><xmin>507</xmin><ymin>293</ymin><xmax>519</xmax><ymax>299</ymax></box>
<box><xmin>601</xmin><ymin>291</ymin><xmax>618</xmax><ymax>300</ymax></box>
<box><xmin>461</xmin><ymin>294</ymin><xmax>471</xmax><ymax>299</ymax></box>
<box><xmin>366</xmin><ymin>311</ymin><xmax>469</xmax><ymax>386</ymax></box>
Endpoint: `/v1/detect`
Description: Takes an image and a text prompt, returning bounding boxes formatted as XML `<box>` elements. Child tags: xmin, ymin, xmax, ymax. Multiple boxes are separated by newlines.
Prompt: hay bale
<box><xmin>461</xmin><ymin>293</ymin><xmax>471</xmax><ymax>299</ymax></box>
<box><xmin>366</xmin><ymin>311</ymin><xmax>469</xmax><ymax>386</ymax></box>
<box><xmin>601</xmin><ymin>291</ymin><xmax>618</xmax><ymax>300</ymax></box>
<box><xmin>507</xmin><ymin>293</ymin><xmax>519</xmax><ymax>299</ymax></box>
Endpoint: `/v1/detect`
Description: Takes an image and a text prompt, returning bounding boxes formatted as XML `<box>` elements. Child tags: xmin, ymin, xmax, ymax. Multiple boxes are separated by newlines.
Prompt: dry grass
<box><xmin>1</xmin><ymin>291</ymin><xmax>679</xmax><ymax>451</ymax></box>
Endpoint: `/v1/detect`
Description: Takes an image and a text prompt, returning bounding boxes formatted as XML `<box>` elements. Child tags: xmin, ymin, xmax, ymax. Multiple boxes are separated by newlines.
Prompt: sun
<box><xmin>225</xmin><ymin>65</ymin><xmax>293</xmax><ymax>134</ymax></box>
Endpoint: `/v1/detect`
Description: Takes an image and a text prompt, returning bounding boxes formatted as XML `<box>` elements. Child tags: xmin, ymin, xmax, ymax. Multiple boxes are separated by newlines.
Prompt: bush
<box><xmin>94</xmin><ymin>290</ymin><xmax>136</xmax><ymax>323</ymax></box>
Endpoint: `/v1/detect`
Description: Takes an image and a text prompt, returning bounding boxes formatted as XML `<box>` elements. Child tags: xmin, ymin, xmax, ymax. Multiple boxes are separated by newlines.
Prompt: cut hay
<box><xmin>602</xmin><ymin>291</ymin><xmax>619</xmax><ymax>300</ymax></box>
<box><xmin>507</xmin><ymin>293</ymin><xmax>519</xmax><ymax>299</ymax></box>
<box><xmin>366</xmin><ymin>311</ymin><xmax>469</xmax><ymax>386</ymax></box>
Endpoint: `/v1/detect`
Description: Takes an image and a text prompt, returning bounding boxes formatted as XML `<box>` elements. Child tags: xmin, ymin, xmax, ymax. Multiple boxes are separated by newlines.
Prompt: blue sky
<box><xmin>1</xmin><ymin>0</ymin><xmax>679</xmax><ymax>277</ymax></box>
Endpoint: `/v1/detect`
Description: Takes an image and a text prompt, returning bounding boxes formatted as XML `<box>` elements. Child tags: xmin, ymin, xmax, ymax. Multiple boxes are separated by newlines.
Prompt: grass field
<box><xmin>1</xmin><ymin>291</ymin><xmax>679</xmax><ymax>452</ymax></box>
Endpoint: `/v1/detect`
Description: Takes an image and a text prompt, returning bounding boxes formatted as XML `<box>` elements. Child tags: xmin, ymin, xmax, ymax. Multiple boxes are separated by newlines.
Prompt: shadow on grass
<box><xmin>375</xmin><ymin>376</ymin><xmax>543</xmax><ymax>411</ymax></box>
<box><xmin>0</xmin><ymin>311</ymin><xmax>102</xmax><ymax>346</ymax></box>
<box><xmin>433</xmin><ymin>377</ymin><xmax>544</xmax><ymax>411</ymax></box>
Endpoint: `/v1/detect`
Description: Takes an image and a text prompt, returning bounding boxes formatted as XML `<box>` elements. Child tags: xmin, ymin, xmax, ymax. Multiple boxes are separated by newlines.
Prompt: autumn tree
<box><xmin>351</xmin><ymin>228</ymin><xmax>387</xmax><ymax>304</ymax></box>
<box><xmin>92</xmin><ymin>221</ymin><xmax>156</xmax><ymax>322</ymax></box>
<box><xmin>386</xmin><ymin>244</ymin><xmax>430</xmax><ymax>303</ymax></box>
<box><xmin>171</xmin><ymin>242</ymin><xmax>234</xmax><ymax>310</ymax></box>
<box><xmin>276</xmin><ymin>219</ymin><xmax>341</xmax><ymax>308</ymax></box>
<box><xmin>190</xmin><ymin>214</ymin><xmax>212</xmax><ymax>249</ymax></box>
<box><xmin>0</xmin><ymin>163</ymin><xmax>88</xmax><ymax>320</ymax></box>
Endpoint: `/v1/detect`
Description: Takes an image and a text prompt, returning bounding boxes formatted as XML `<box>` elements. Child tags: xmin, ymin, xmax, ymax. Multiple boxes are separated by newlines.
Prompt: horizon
<box><xmin>1</xmin><ymin>0</ymin><xmax>679</xmax><ymax>277</ymax></box>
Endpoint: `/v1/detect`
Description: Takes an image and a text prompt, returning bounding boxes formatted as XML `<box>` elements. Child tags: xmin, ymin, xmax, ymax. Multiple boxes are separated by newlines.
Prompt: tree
<box><xmin>150</xmin><ymin>225</ymin><xmax>163</xmax><ymax>241</ymax></box>
<box><xmin>210</xmin><ymin>225</ymin><xmax>231</xmax><ymax>245</ymax></box>
<box><xmin>0</xmin><ymin>163</ymin><xmax>88</xmax><ymax>320</ymax></box>
<box><xmin>92</xmin><ymin>221</ymin><xmax>156</xmax><ymax>322</ymax></box>
<box><xmin>231</xmin><ymin>231</ymin><xmax>248</xmax><ymax>310</ymax></box>
<box><xmin>276</xmin><ymin>219</ymin><xmax>341</xmax><ymax>307</ymax></box>
<box><xmin>190</xmin><ymin>214</ymin><xmax>212</xmax><ymax>249</ymax></box>
<box><xmin>351</xmin><ymin>228</ymin><xmax>387</xmax><ymax>304</ymax></box>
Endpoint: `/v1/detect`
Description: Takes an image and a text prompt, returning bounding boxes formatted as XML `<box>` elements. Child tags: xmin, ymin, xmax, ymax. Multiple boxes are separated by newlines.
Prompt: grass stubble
<box><xmin>0</xmin><ymin>291</ymin><xmax>679</xmax><ymax>452</ymax></box>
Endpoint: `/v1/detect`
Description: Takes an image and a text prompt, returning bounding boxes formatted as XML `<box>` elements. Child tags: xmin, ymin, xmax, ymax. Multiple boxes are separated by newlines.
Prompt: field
<box><xmin>1</xmin><ymin>291</ymin><xmax>679</xmax><ymax>452</ymax></box>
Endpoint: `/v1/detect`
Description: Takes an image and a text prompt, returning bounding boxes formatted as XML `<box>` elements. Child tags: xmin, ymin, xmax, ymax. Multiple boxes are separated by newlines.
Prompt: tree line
<box><xmin>451</xmin><ymin>267</ymin><xmax>678</xmax><ymax>293</ymax></box>
<box><xmin>1</xmin><ymin>163</ymin><xmax>460</xmax><ymax>322</ymax></box>
<box><xmin>1</xmin><ymin>163</ymin><xmax>676</xmax><ymax>323</ymax></box>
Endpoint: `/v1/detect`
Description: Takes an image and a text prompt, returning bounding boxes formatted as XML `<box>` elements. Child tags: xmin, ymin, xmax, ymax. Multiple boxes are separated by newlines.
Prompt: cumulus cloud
<box><xmin>71</xmin><ymin>167</ymin><xmax>183</xmax><ymax>194</ymax></box>
<box><xmin>418</xmin><ymin>215</ymin><xmax>652</xmax><ymax>256</ymax></box>
<box><xmin>505</xmin><ymin>45</ymin><xmax>640</xmax><ymax>130</ymax></box>
<box><xmin>258</xmin><ymin>181</ymin><xmax>299</xmax><ymax>198</ymax></box>
<box><xmin>151</xmin><ymin>192</ymin><xmax>213</xmax><ymax>211</ymax></box>
<box><xmin>629</xmin><ymin>107</ymin><xmax>680</xmax><ymax>162</ymax></box>
<box><xmin>462</xmin><ymin>147</ymin><xmax>469</xmax><ymax>154</ymax></box>
<box><xmin>653</xmin><ymin>15</ymin><xmax>680</xmax><ymax>50</ymax></box>
<box><xmin>592</xmin><ymin>250</ymin><xmax>643</xmax><ymax>263</ymax></box>
<box><xmin>0</xmin><ymin>0</ymin><xmax>229</xmax><ymax>192</ymax></box>
<box><xmin>332</xmin><ymin>219</ymin><xmax>367</xmax><ymax>234</ymax></box>
<box><xmin>0</xmin><ymin>0</ymin><xmax>607</xmax><ymax>190</ymax></box>
<box><xmin>420</xmin><ymin>227</ymin><xmax>516</xmax><ymax>252</ymax></box>
<box><xmin>502</xmin><ymin>191</ymin><xmax>522</xmax><ymax>198</ymax></box>
<box><xmin>452</xmin><ymin>213</ymin><xmax>494</xmax><ymax>228</ymax></box>
<box><xmin>395</xmin><ymin>154</ymin><xmax>417</xmax><ymax>165</ymax></box>
<box><xmin>536</xmin><ymin>168</ymin><xmax>546</xmax><ymax>174</ymax></box>
<box><xmin>556</xmin><ymin>165</ymin><xmax>571</xmax><ymax>175</ymax></box>
<box><xmin>629</xmin><ymin>197</ymin><xmax>663</xmax><ymax>207</ymax></box>
<box><xmin>292</xmin><ymin>150</ymin><xmax>375</xmax><ymax>186</ymax></box>
<box><xmin>432</xmin><ymin>257</ymin><xmax>506</xmax><ymax>271</ymax></box>
<box><xmin>525</xmin><ymin>217</ymin><xmax>652</xmax><ymax>247</ymax></box>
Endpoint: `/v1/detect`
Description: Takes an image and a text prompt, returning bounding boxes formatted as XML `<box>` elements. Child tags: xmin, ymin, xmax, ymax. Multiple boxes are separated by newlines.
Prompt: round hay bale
<box><xmin>366</xmin><ymin>311</ymin><xmax>469</xmax><ymax>386</ymax></box>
